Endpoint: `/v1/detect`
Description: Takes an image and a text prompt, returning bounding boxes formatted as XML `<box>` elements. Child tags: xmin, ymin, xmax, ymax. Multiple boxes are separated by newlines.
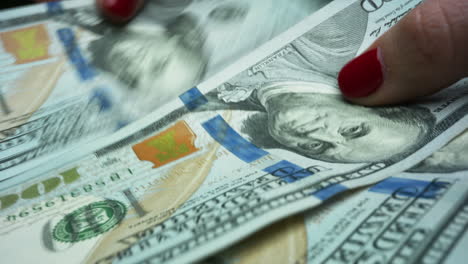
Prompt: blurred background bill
<box><xmin>0</xmin><ymin>0</ymin><xmax>329</xmax><ymax>182</ymax></box>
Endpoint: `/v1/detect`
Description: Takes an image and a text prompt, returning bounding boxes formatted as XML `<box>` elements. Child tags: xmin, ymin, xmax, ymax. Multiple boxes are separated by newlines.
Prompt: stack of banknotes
<box><xmin>1</xmin><ymin>0</ymin><xmax>468</xmax><ymax>263</ymax></box>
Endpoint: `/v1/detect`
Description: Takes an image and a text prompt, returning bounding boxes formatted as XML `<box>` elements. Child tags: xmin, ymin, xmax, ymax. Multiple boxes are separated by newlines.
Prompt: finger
<box><xmin>338</xmin><ymin>0</ymin><xmax>468</xmax><ymax>106</ymax></box>
<box><xmin>95</xmin><ymin>0</ymin><xmax>145</xmax><ymax>24</ymax></box>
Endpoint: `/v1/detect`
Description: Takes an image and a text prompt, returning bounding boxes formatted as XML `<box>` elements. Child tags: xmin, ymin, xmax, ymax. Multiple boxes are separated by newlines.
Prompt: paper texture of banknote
<box><xmin>205</xmin><ymin>167</ymin><xmax>468</xmax><ymax>264</ymax></box>
<box><xmin>0</xmin><ymin>4</ymin><xmax>130</xmax><ymax>180</ymax></box>
<box><xmin>0</xmin><ymin>0</ymin><xmax>322</xmax><ymax>182</ymax></box>
<box><xmin>206</xmin><ymin>129</ymin><xmax>468</xmax><ymax>264</ymax></box>
<box><xmin>1</xmin><ymin>0</ymin><xmax>468</xmax><ymax>264</ymax></box>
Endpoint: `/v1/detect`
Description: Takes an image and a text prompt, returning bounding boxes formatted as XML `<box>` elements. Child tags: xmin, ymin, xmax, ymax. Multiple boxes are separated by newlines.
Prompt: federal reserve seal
<box><xmin>53</xmin><ymin>200</ymin><xmax>126</xmax><ymax>243</ymax></box>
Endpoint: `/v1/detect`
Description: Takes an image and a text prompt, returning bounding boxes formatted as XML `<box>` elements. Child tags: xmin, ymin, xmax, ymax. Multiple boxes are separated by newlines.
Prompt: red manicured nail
<box><xmin>338</xmin><ymin>48</ymin><xmax>384</xmax><ymax>98</ymax></box>
<box><xmin>96</xmin><ymin>0</ymin><xmax>144</xmax><ymax>23</ymax></box>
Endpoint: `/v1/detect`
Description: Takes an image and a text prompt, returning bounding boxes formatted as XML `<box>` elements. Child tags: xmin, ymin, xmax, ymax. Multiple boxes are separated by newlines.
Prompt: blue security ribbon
<box><xmin>179</xmin><ymin>87</ymin><xmax>208</xmax><ymax>111</ymax></box>
<box><xmin>57</xmin><ymin>28</ymin><xmax>97</xmax><ymax>81</ymax></box>
<box><xmin>46</xmin><ymin>2</ymin><xmax>63</xmax><ymax>16</ymax></box>
<box><xmin>202</xmin><ymin>115</ymin><xmax>269</xmax><ymax>163</ymax></box>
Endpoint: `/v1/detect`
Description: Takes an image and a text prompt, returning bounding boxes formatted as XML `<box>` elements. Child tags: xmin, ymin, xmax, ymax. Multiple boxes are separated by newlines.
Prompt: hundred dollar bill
<box><xmin>1</xmin><ymin>0</ymin><xmax>468</xmax><ymax>264</ymax></box>
<box><xmin>0</xmin><ymin>2</ymin><xmax>131</xmax><ymax>181</ymax></box>
<box><xmin>203</xmin><ymin>132</ymin><xmax>468</xmax><ymax>263</ymax></box>
<box><xmin>0</xmin><ymin>0</ymin><xmax>322</xmax><ymax>181</ymax></box>
<box><xmin>204</xmin><ymin>174</ymin><xmax>468</xmax><ymax>263</ymax></box>
<box><xmin>111</xmin><ymin>0</ymin><xmax>468</xmax><ymax>261</ymax></box>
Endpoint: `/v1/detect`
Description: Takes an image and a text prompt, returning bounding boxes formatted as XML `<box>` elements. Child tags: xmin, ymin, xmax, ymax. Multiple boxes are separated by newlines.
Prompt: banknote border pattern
<box><xmin>321</xmin><ymin>178</ymin><xmax>455</xmax><ymax>263</ymax></box>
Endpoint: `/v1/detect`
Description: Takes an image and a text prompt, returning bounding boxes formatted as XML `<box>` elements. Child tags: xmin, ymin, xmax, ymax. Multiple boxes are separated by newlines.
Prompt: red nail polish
<box><xmin>96</xmin><ymin>0</ymin><xmax>144</xmax><ymax>23</ymax></box>
<box><xmin>338</xmin><ymin>48</ymin><xmax>384</xmax><ymax>98</ymax></box>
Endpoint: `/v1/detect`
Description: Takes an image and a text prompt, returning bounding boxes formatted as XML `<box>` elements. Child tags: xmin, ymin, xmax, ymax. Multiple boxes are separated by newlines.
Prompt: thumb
<box><xmin>338</xmin><ymin>0</ymin><xmax>468</xmax><ymax>106</ymax></box>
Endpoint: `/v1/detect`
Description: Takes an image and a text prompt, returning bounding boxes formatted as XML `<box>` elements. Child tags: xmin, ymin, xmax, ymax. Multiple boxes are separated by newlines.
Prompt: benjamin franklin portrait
<box><xmin>203</xmin><ymin>2</ymin><xmax>437</xmax><ymax>164</ymax></box>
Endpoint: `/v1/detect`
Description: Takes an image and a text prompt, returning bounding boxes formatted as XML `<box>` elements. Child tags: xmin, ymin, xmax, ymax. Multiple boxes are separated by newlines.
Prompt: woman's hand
<box><xmin>95</xmin><ymin>0</ymin><xmax>145</xmax><ymax>24</ymax></box>
<box><xmin>338</xmin><ymin>0</ymin><xmax>468</xmax><ymax>106</ymax></box>
<box><xmin>34</xmin><ymin>0</ymin><xmax>144</xmax><ymax>23</ymax></box>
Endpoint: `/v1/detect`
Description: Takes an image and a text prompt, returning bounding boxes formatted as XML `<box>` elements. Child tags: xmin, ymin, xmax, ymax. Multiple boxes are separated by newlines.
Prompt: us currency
<box><xmin>203</xmin><ymin>173</ymin><xmax>468</xmax><ymax>264</ymax></box>
<box><xmin>0</xmin><ymin>0</ymin><xmax>323</xmax><ymax>182</ymax></box>
<box><xmin>0</xmin><ymin>2</ymin><xmax>131</xmax><ymax>181</ymax></box>
<box><xmin>204</xmin><ymin>137</ymin><xmax>468</xmax><ymax>264</ymax></box>
<box><xmin>1</xmin><ymin>0</ymin><xmax>468</xmax><ymax>264</ymax></box>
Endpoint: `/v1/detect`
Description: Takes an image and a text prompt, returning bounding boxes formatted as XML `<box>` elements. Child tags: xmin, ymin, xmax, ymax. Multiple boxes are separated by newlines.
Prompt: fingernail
<box><xmin>338</xmin><ymin>48</ymin><xmax>384</xmax><ymax>98</ymax></box>
<box><xmin>96</xmin><ymin>0</ymin><xmax>143</xmax><ymax>23</ymax></box>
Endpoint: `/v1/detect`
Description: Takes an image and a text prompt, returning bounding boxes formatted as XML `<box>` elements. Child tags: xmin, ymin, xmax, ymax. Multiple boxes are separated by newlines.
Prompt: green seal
<box><xmin>53</xmin><ymin>200</ymin><xmax>126</xmax><ymax>243</ymax></box>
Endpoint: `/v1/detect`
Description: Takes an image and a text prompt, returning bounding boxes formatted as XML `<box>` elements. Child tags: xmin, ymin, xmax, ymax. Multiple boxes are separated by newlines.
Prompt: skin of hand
<box><xmin>34</xmin><ymin>1</ymin><xmax>144</xmax><ymax>23</ymax></box>
<box><xmin>338</xmin><ymin>0</ymin><xmax>468</xmax><ymax>106</ymax></box>
<box><xmin>95</xmin><ymin>0</ymin><xmax>146</xmax><ymax>24</ymax></box>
